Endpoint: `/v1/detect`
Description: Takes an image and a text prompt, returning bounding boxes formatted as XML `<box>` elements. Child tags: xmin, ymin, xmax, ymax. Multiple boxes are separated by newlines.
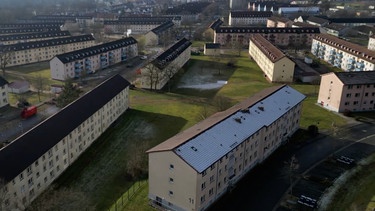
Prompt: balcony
<box><xmin>74</xmin><ymin>62</ymin><xmax>82</xmax><ymax>68</ymax></box>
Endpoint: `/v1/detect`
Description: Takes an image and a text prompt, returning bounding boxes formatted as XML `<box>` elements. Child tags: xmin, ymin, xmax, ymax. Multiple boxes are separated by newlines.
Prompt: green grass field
<box><xmin>31</xmin><ymin>52</ymin><xmax>351</xmax><ymax>210</ymax></box>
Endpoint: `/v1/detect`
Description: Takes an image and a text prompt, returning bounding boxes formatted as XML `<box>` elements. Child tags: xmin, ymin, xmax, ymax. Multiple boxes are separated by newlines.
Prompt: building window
<box><xmin>169</xmin><ymin>191</ymin><xmax>174</xmax><ymax>196</ymax></box>
<box><xmin>355</xmin><ymin>93</ymin><xmax>360</xmax><ymax>97</ymax></box>
<box><xmin>19</xmin><ymin>173</ymin><xmax>24</xmax><ymax>181</ymax></box>
<box><xmin>201</xmin><ymin>182</ymin><xmax>206</xmax><ymax>190</ymax></box>
<box><xmin>200</xmin><ymin>195</ymin><xmax>206</xmax><ymax>204</ymax></box>
<box><xmin>346</xmin><ymin>93</ymin><xmax>351</xmax><ymax>98</ymax></box>
<box><xmin>169</xmin><ymin>164</ymin><xmax>174</xmax><ymax>170</ymax></box>
<box><xmin>210</xmin><ymin>175</ymin><xmax>215</xmax><ymax>183</ymax></box>
<box><xmin>344</xmin><ymin>102</ymin><xmax>350</xmax><ymax>106</ymax></box>
<box><xmin>365</xmin><ymin>93</ymin><xmax>369</xmax><ymax>97</ymax></box>
<box><xmin>202</xmin><ymin>170</ymin><xmax>207</xmax><ymax>177</ymax></box>
<box><xmin>353</xmin><ymin>101</ymin><xmax>359</xmax><ymax>105</ymax></box>
<box><xmin>209</xmin><ymin>188</ymin><xmax>214</xmax><ymax>196</ymax></box>
<box><xmin>347</xmin><ymin>85</ymin><xmax>353</xmax><ymax>89</ymax></box>
<box><xmin>169</xmin><ymin>178</ymin><xmax>174</xmax><ymax>183</ymax></box>
<box><xmin>357</xmin><ymin>85</ymin><xmax>361</xmax><ymax>89</ymax></box>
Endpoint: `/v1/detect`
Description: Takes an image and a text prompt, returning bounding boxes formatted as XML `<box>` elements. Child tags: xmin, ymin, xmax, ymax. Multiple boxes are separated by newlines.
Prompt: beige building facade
<box><xmin>266</xmin><ymin>16</ymin><xmax>293</xmax><ymax>28</ymax></box>
<box><xmin>141</xmin><ymin>38</ymin><xmax>191</xmax><ymax>90</ymax></box>
<box><xmin>0</xmin><ymin>35</ymin><xmax>95</xmax><ymax>67</ymax></box>
<box><xmin>311</xmin><ymin>34</ymin><xmax>375</xmax><ymax>71</ymax></box>
<box><xmin>318</xmin><ymin>71</ymin><xmax>375</xmax><ymax>112</ymax></box>
<box><xmin>249</xmin><ymin>34</ymin><xmax>295</xmax><ymax>83</ymax></box>
<box><xmin>147</xmin><ymin>85</ymin><xmax>305</xmax><ymax>211</ymax></box>
<box><xmin>228</xmin><ymin>11</ymin><xmax>272</xmax><ymax>26</ymax></box>
<box><xmin>0</xmin><ymin>76</ymin><xmax>9</xmax><ymax>108</ymax></box>
<box><xmin>50</xmin><ymin>37</ymin><xmax>138</xmax><ymax>81</ymax></box>
<box><xmin>368</xmin><ymin>35</ymin><xmax>375</xmax><ymax>51</ymax></box>
<box><xmin>0</xmin><ymin>75</ymin><xmax>130</xmax><ymax>210</ymax></box>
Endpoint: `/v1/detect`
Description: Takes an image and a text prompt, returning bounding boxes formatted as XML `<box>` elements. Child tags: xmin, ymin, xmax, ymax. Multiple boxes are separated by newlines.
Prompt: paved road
<box><xmin>208</xmin><ymin>122</ymin><xmax>375</xmax><ymax>211</ymax></box>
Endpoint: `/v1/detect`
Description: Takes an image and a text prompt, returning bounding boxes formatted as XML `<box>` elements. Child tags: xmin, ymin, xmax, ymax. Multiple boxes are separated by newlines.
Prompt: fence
<box><xmin>108</xmin><ymin>180</ymin><xmax>148</xmax><ymax>211</ymax></box>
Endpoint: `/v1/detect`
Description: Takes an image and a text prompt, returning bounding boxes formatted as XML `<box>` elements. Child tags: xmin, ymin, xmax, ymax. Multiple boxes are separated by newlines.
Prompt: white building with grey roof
<box><xmin>147</xmin><ymin>85</ymin><xmax>305</xmax><ymax>211</ymax></box>
<box><xmin>0</xmin><ymin>35</ymin><xmax>95</xmax><ymax>67</ymax></box>
<box><xmin>50</xmin><ymin>37</ymin><xmax>138</xmax><ymax>81</ymax></box>
<box><xmin>0</xmin><ymin>76</ymin><xmax>9</xmax><ymax>108</ymax></box>
<box><xmin>0</xmin><ymin>31</ymin><xmax>71</xmax><ymax>45</ymax></box>
<box><xmin>144</xmin><ymin>21</ymin><xmax>175</xmax><ymax>46</ymax></box>
<box><xmin>0</xmin><ymin>74</ymin><xmax>131</xmax><ymax>210</ymax></box>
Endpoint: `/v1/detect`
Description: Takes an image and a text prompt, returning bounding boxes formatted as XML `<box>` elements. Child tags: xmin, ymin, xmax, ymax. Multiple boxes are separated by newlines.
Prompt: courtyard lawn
<box><xmin>33</xmin><ymin>52</ymin><xmax>348</xmax><ymax>210</ymax></box>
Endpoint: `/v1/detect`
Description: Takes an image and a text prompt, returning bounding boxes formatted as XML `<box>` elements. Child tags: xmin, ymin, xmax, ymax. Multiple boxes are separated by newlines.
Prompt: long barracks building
<box><xmin>0</xmin><ymin>35</ymin><xmax>95</xmax><ymax>67</ymax></box>
<box><xmin>214</xmin><ymin>27</ymin><xmax>320</xmax><ymax>47</ymax></box>
<box><xmin>50</xmin><ymin>37</ymin><xmax>138</xmax><ymax>81</ymax></box>
<box><xmin>147</xmin><ymin>85</ymin><xmax>305</xmax><ymax>211</ymax></box>
<box><xmin>0</xmin><ymin>31</ymin><xmax>71</xmax><ymax>45</ymax></box>
<box><xmin>0</xmin><ymin>74</ymin><xmax>131</xmax><ymax>210</ymax></box>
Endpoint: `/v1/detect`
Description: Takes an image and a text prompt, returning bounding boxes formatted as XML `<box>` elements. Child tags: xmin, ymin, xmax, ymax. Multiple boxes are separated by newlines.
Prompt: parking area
<box><xmin>280</xmin><ymin>140</ymin><xmax>375</xmax><ymax>210</ymax></box>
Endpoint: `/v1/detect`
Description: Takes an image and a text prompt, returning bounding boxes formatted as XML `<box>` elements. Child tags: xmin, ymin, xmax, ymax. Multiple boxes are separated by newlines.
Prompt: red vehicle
<box><xmin>21</xmin><ymin>106</ymin><xmax>37</xmax><ymax>119</ymax></box>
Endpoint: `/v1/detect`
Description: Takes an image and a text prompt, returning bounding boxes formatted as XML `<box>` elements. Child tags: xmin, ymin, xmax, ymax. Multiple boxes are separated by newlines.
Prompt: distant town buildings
<box><xmin>214</xmin><ymin>27</ymin><xmax>320</xmax><ymax>47</ymax></box>
<box><xmin>267</xmin><ymin>16</ymin><xmax>293</xmax><ymax>28</ymax></box>
<box><xmin>0</xmin><ymin>76</ymin><xmax>9</xmax><ymax>108</ymax></box>
<box><xmin>228</xmin><ymin>11</ymin><xmax>273</xmax><ymax>26</ymax></box>
<box><xmin>141</xmin><ymin>38</ymin><xmax>191</xmax><ymax>90</ymax></box>
<box><xmin>50</xmin><ymin>37</ymin><xmax>138</xmax><ymax>81</ymax></box>
<box><xmin>0</xmin><ymin>35</ymin><xmax>96</xmax><ymax>67</ymax></box>
<box><xmin>0</xmin><ymin>74</ymin><xmax>131</xmax><ymax>210</ymax></box>
<box><xmin>144</xmin><ymin>21</ymin><xmax>175</xmax><ymax>46</ymax></box>
<box><xmin>318</xmin><ymin>71</ymin><xmax>375</xmax><ymax>112</ymax></box>
<box><xmin>147</xmin><ymin>85</ymin><xmax>305</xmax><ymax>211</ymax></box>
<box><xmin>311</xmin><ymin>34</ymin><xmax>375</xmax><ymax>71</ymax></box>
<box><xmin>249</xmin><ymin>34</ymin><xmax>295</xmax><ymax>83</ymax></box>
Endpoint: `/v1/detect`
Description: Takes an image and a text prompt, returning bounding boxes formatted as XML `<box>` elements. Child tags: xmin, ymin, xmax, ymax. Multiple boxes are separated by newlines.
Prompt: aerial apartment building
<box><xmin>0</xmin><ymin>35</ymin><xmax>95</xmax><ymax>67</ymax></box>
<box><xmin>0</xmin><ymin>31</ymin><xmax>71</xmax><ymax>45</ymax></box>
<box><xmin>0</xmin><ymin>74</ymin><xmax>131</xmax><ymax>210</ymax></box>
<box><xmin>0</xmin><ymin>27</ymin><xmax>61</xmax><ymax>35</ymax></box>
<box><xmin>0</xmin><ymin>76</ymin><xmax>9</xmax><ymax>108</ymax></box>
<box><xmin>228</xmin><ymin>11</ymin><xmax>273</xmax><ymax>26</ymax></box>
<box><xmin>311</xmin><ymin>34</ymin><xmax>375</xmax><ymax>71</ymax></box>
<box><xmin>266</xmin><ymin>16</ymin><xmax>293</xmax><ymax>28</ymax></box>
<box><xmin>249</xmin><ymin>34</ymin><xmax>295</xmax><ymax>83</ymax></box>
<box><xmin>50</xmin><ymin>37</ymin><xmax>138</xmax><ymax>81</ymax></box>
<box><xmin>214</xmin><ymin>27</ymin><xmax>320</xmax><ymax>47</ymax></box>
<box><xmin>318</xmin><ymin>71</ymin><xmax>375</xmax><ymax>112</ymax></box>
<box><xmin>141</xmin><ymin>38</ymin><xmax>191</xmax><ymax>90</ymax></box>
<box><xmin>0</xmin><ymin>23</ymin><xmax>61</xmax><ymax>29</ymax></box>
<box><xmin>144</xmin><ymin>21</ymin><xmax>175</xmax><ymax>46</ymax></box>
<box><xmin>119</xmin><ymin>16</ymin><xmax>181</xmax><ymax>27</ymax></box>
<box><xmin>147</xmin><ymin>85</ymin><xmax>305</xmax><ymax>211</ymax></box>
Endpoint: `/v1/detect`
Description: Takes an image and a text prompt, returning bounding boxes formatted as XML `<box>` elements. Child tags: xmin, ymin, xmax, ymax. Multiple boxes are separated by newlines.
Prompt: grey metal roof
<box><xmin>0</xmin><ymin>34</ymin><xmax>95</xmax><ymax>52</ymax></box>
<box><xmin>174</xmin><ymin>85</ymin><xmax>305</xmax><ymax>173</ymax></box>
<box><xmin>230</xmin><ymin>11</ymin><xmax>273</xmax><ymax>18</ymax></box>
<box><xmin>0</xmin><ymin>27</ymin><xmax>61</xmax><ymax>35</ymax></box>
<box><xmin>333</xmin><ymin>71</ymin><xmax>375</xmax><ymax>85</ymax></box>
<box><xmin>55</xmin><ymin>37</ymin><xmax>137</xmax><ymax>64</ymax></box>
<box><xmin>0</xmin><ymin>74</ymin><xmax>130</xmax><ymax>182</ymax></box>
<box><xmin>209</xmin><ymin>19</ymin><xmax>224</xmax><ymax>30</ymax></box>
<box><xmin>205</xmin><ymin>43</ymin><xmax>220</xmax><ymax>49</ymax></box>
<box><xmin>0</xmin><ymin>23</ymin><xmax>61</xmax><ymax>29</ymax></box>
<box><xmin>151</xmin><ymin>21</ymin><xmax>174</xmax><ymax>35</ymax></box>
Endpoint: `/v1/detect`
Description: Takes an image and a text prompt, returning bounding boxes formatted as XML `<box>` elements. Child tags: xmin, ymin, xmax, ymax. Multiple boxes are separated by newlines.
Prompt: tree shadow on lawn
<box><xmin>170</xmin><ymin>59</ymin><xmax>236</xmax><ymax>98</ymax></box>
<box><xmin>39</xmin><ymin>109</ymin><xmax>187</xmax><ymax>210</ymax></box>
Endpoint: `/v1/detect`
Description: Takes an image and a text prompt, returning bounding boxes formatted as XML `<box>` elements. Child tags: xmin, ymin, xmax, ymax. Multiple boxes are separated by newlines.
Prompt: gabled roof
<box><xmin>323</xmin><ymin>23</ymin><xmax>346</xmax><ymax>31</ymax></box>
<box><xmin>306</xmin><ymin>16</ymin><xmax>330</xmax><ymax>25</ymax></box>
<box><xmin>0</xmin><ymin>27</ymin><xmax>61</xmax><ymax>35</ymax></box>
<box><xmin>326</xmin><ymin>71</ymin><xmax>375</xmax><ymax>85</ymax></box>
<box><xmin>230</xmin><ymin>11</ymin><xmax>273</xmax><ymax>18</ymax></box>
<box><xmin>313</xmin><ymin>34</ymin><xmax>375</xmax><ymax>63</ymax></box>
<box><xmin>0</xmin><ymin>23</ymin><xmax>61</xmax><ymax>29</ymax></box>
<box><xmin>0</xmin><ymin>35</ymin><xmax>95</xmax><ymax>52</ymax></box>
<box><xmin>292</xmin><ymin>21</ymin><xmax>318</xmax><ymax>28</ymax></box>
<box><xmin>0</xmin><ymin>74</ymin><xmax>130</xmax><ymax>182</ymax></box>
<box><xmin>34</xmin><ymin>15</ymin><xmax>93</xmax><ymax>20</ymax></box>
<box><xmin>250</xmin><ymin>34</ymin><xmax>287</xmax><ymax>63</ymax></box>
<box><xmin>55</xmin><ymin>37</ymin><xmax>137</xmax><ymax>64</ymax></box>
<box><xmin>209</xmin><ymin>18</ymin><xmax>224</xmax><ymax>30</ymax></box>
<box><xmin>0</xmin><ymin>76</ymin><xmax>8</xmax><ymax>86</ymax></box>
<box><xmin>151</xmin><ymin>21</ymin><xmax>174</xmax><ymax>35</ymax></box>
<box><xmin>328</xmin><ymin>18</ymin><xmax>375</xmax><ymax>24</ymax></box>
<box><xmin>104</xmin><ymin>20</ymin><xmax>166</xmax><ymax>25</ymax></box>
<box><xmin>215</xmin><ymin>26</ymin><xmax>320</xmax><ymax>34</ymax></box>
<box><xmin>152</xmin><ymin>38</ymin><xmax>191</xmax><ymax>69</ymax></box>
<box><xmin>0</xmin><ymin>31</ymin><xmax>71</xmax><ymax>42</ymax></box>
<box><xmin>147</xmin><ymin>85</ymin><xmax>305</xmax><ymax>173</ymax></box>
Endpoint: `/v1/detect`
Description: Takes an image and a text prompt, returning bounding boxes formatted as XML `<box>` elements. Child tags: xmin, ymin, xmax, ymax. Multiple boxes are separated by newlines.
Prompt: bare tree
<box><xmin>142</xmin><ymin>64</ymin><xmax>163</xmax><ymax>90</ymax></box>
<box><xmin>285</xmin><ymin>155</ymin><xmax>299</xmax><ymax>196</ymax></box>
<box><xmin>34</xmin><ymin>74</ymin><xmax>47</xmax><ymax>102</ymax></box>
<box><xmin>125</xmin><ymin>142</ymin><xmax>149</xmax><ymax>180</ymax></box>
<box><xmin>163</xmin><ymin>63</ymin><xmax>179</xmax><ymax>92</ymax></box>
<box><xmin>0</xmin><ymin>48</ymin><xmax>14</xmax><ymax>76</ymax></box>
<box><xmin>212</xmin><ymin>95</ymin><xmax>232</xmax><ymax>112</ymax></box>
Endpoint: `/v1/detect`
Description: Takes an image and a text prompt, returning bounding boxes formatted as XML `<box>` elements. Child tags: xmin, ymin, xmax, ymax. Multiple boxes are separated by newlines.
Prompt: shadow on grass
<box><xmin>39</xmin><ymin>109</ymin><xmax>187</xmax><ymax>210</ymax></box>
